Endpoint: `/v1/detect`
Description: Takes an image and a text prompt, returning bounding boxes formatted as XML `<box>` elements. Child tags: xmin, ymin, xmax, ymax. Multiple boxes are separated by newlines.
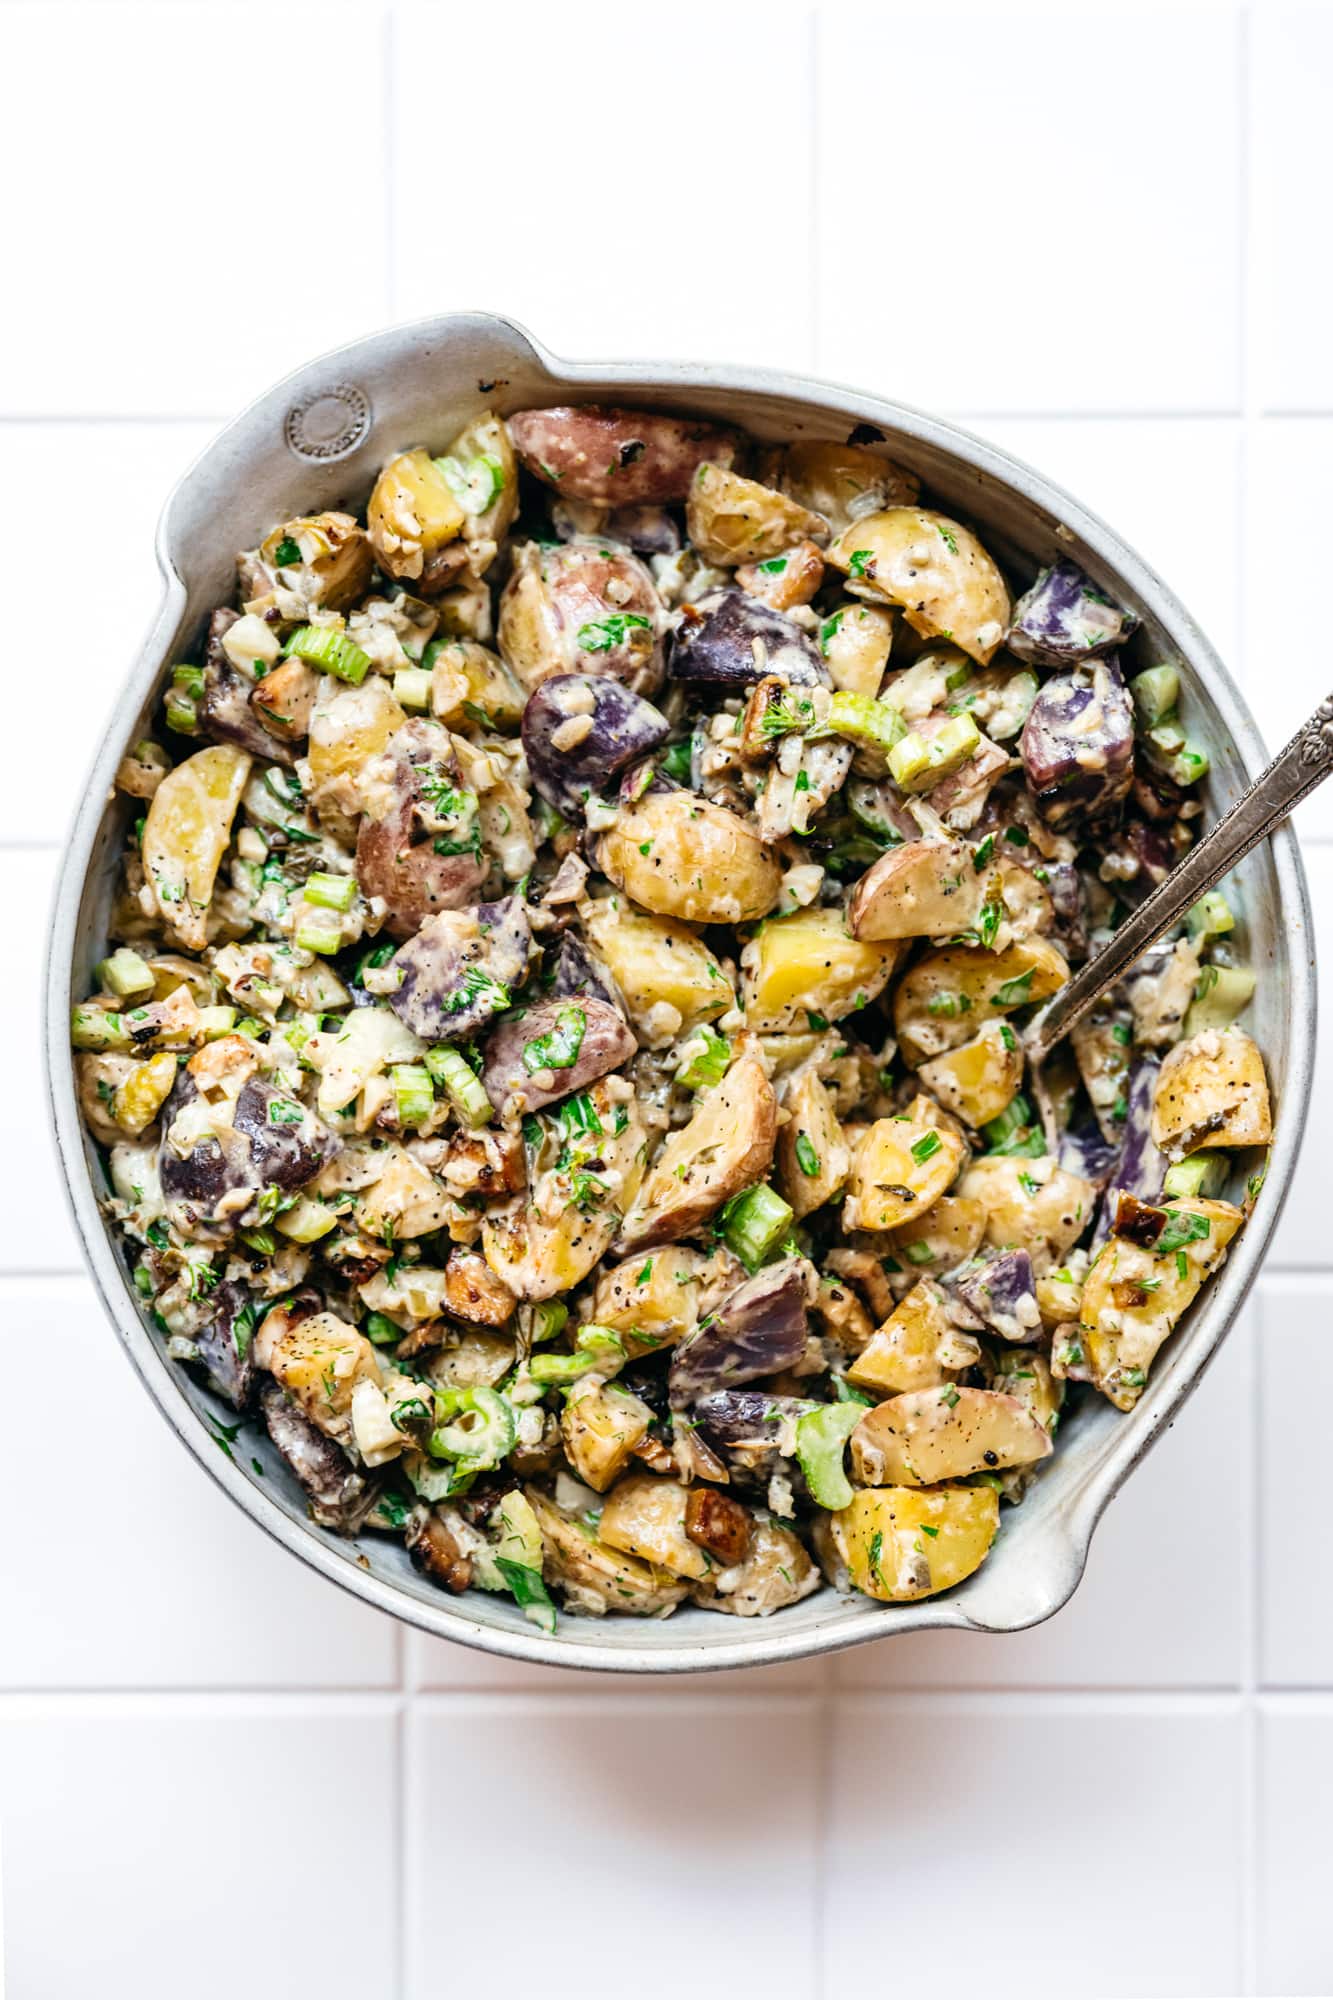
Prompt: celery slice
<box><xmin>283</xmin><ymin>623</ymin><xmax>371</xmax><ymax>686</ymax></box>
<box><xmin>888</xmin><ymin>714</ymin><xmax>981</xmax><ymax>792</ymax></box>
<box><xmin>391</xmin><ymin>1063</ymin><xmax>435</xmax><ymax>1128</ymax></box>
<box><xmin>96</xmin><ymin>948</ymin><xmax>155</xmax><ymax>999</ymax></box>
<box><xmin>424</xmin><ymin>1046</ymin><xmax>493</xmax><ymax>1128</ymax></box>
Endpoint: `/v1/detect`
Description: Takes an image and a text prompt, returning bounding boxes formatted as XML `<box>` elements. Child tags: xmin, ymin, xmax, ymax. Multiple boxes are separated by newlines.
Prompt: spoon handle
<box><xmin>1025</xmin><ymin>693</ymin><xmax>1333</xmax><ymax>1063</ymax></box>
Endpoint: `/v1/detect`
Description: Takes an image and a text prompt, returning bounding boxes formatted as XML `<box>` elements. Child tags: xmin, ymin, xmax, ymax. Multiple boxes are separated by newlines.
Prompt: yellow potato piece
<box><xmin>820</xmin><ymin>601</ymin><xmax>896</xmax><ymax>696</ymax></box>
<box><xmin>367</xmin><ymin>448</ymin><xmax>466</xmax><ymax>581</ymax></box>
<box><xmin>1151</xmin><ymin>1027</ymin><xmax>1272</xmax><ymax>1158</ymax></box>
<box><xmin>776</xmin><ymin>441</ymin><xmax>919</xmax><ymax>533</ymax></box>
<box><xmin>883</xmin><ymin>1195</ymin><xmax>988</xmax><ymax>1281</ymax></box>
<box><xmin>827</xmin><ymin>507</ymin><xmax>1011</xmax><ymax>665</ymax></box>
<box><xmin>255</xmin><ymin>1309</ymin><xmax>382</xmax><ymax>1440</ymax></box>
<box><xmin>776</xmin><ymin>1067</ymin><xmax>851</xmax><ymax>1220</ymax></box>
<box><xmin>1076</xmin><ymin>1196</ymin><xmax>1243</xmax><ymax>1410</ymax></box>
<box><xmin>110</xmin><ymin>1049</ymin><xmax>177</xmax><ymax>1138</ymax></box>
<box><xmin>599</xmin><ymin>792</ymin><xmax>781</xmax><ymax>925</ymax></box>
<box><xmin>847</xmin><ymin>1279</ymin><xmax>980</xmax><ymax>1395</ymax></box>
<box><xmin>306</xmin><ymin>677</ymin><xmax>406</xmax><ymax>842</ymax></box>
<box><xmin>617</xmin><ymin>1052</ymin><xmax>777</xmax><ymax>1252</ymax></box>
<box><xmin>845</xmin><ymin>1098</ymin><xmax>965</xmax><ymax>1232</ymax></box>
<box><xmin>526</xmin><ymin>1488</ymin><xmax>688</xmax><ymax>1615</ymax></box>
<box><xmin>580</xmin><ymin>899</ymin><xmax>732</xmax><ymax>1047</ymax></box>
<box><xmin>142</xmin><ymin>743</ymin><xmax>251</xmax><ymax>950</ymax></box>
<box><xmin>832</xmin><ymin>1485</ymin><xmax>999</xmax><ymax>1601</ymax></box>
<box><xmin>991</xmin><ymin>1347</ymin><xmax>1064</xmax><ymax>1435</ymax></box>
<box><xmin>958</xmin><ymin>1155</ymin><xmax>1096</xmax><ymax>1276</ymax></box>
<box><xmin>849</xmin><ymin>1385</ymin><xmax>1052</xmax><ymax>1487</ymax></box>
<box><xmin>917</xmin><ymin>1019</ymin><xmax>1023</xmax><ymax>1129</ymax></box>
<box><xmin>895</xmin><ymin>936</ymin><xmax>1069</xmax><ymax>1066</ymax></box>
<box><xmin>482</xmin><ymin>1081</ymin><xmax>647</xmax><ymax>1301</ymax></box>
<box><xmin>561</xmin><ymin>1379</ymin><xmax>655</xmax><ymax>1493</ymax></box>
<box><xmin>599</xmin><ymin>1474</ymin><xmax>712</xmax><ymax>1581</ymax></box>
<box><xmin>848</xmin><ymin>838</ymin><xmax>990</xmax><ymax>942</ymax></box>
<box><xmin>742</xmin><ymin>906</ymin><xmax>900</xmax><ymax>1032</ymax></box>
<box><xmin>686</xmin><ymin>463</ymin><xmax>826</xmax><ymax>565</ymax></box>
<box><xmin>592</xmin><ymin>1246</ymin><xmax>702</xmax><ymax>1356</ymax></box>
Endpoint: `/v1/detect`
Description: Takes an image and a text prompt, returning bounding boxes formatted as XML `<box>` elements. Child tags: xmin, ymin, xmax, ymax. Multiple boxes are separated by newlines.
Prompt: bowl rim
<box><xmin>42</xmin><ymin>310</ymin><xmax>1315</xmax><ymax>1675</ymax></box>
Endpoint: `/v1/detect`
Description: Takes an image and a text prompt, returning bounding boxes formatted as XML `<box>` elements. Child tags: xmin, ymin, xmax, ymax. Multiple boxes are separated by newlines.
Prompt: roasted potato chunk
<box><xmin>508</xmin><ymin>405</ymin><xmax>739</xmax><ymax>505</ymax></box>
<box><xmin>774</xmin><ymin>440</ymin><xmax>919</xmax><ymax>533</ymax></box>
<box><xmin>849</xmin><ymin>1385</ymin><xmax>1053</xmax><ymax>1487</ymax></box>
<box><xmin>498</xmin><ymin>539</ymin><xmax>665</xmax><ymax>697</ymax></box>
<box><xmin>699</xmin><ymin>1518</ymin><xmax>820</xmax><ymax>1616</ymax></box>
<box><xmin>827</xmin><ymin>508</ymin><xmax>1011</xmax><ymax>665</ymax></box>
<box><xmin>142</xmin><ymin>743</ymin><xmax>251</xmax><ymax>950</ymax></box>
<box><xmin>579</xmin><ymin>898</ymin><xmax>733</xmax><ymax>1047</ymax></box>
<box><xmin>600</xmin><ymin>791</ymin><xmax>781</xmax><ymax>925</ymax></box>
<box><xmin>847</xmin><ymin>1279</ymin><xmax>980</xmax><ymax>1395</ymax></box>
<box><xmin>306</xmin><ymin>677</ymin><xmax>406</xmax><ymax>845</ymax></box>
<box><xmin>831</xmin><ymin>1485</ymin><xmax>999</xmax><ymax>1601</ymax></box>
<box><xmin>959</xmin><ymin>1156</ymin><xmax>1096</xmax><ymax>1276</ymax></box>
<box><xmin>917</xmin><ymin>1019</ymin><xmax>1024</xmax><ymax>1130</ymax></box>
<box><xmin>848</xmin><ymin>839</ymin><xmax>990</xmax><ymax>942</ymax></box>
<box><xmin>482</xmin><ymin>1080</ymin><xmax>647</xmax><ymax>1301</ymax></box>
<box><xmin>883</xmin><ymin>1194</ymin><xmax>989</xmax><ymax>1279</ymax></box>
<box><xmin>526</xmin><ymin>1487</ymin><xmax>688</xmax><ymax>1615</ymax></box>
<box><xmin>776</xmin><ymin>1067</ymin><xmax>851</xmax><ymax>1220</ymax></box>
<box><xmin>255</xmin><ymin>1308</ymin><xmax>382</xmax><ymax>1450</ymax></box>
<box><xmin>819</xmin><ymin>601</ymin><xmax>895</xmax><ymax>696</ymax></box>
<box><xmin>741</xmin><ymin>906</ymin><xmax>900</xmax><ymax>1032</ymax></box>
<box><xmin>591</xmin><ymin>1246</ymin><xmax>703</xmax><ymax>1357</ymax></box>
<box><xmin>367</xmin><ymin>448</ymin><xmax>467</xmax><ymax>589</ymax></box>
<box><xmin>894</xmin><ymin>937</ymin><xmax>1069</xmax><ymax>1066</ymax></box>
<box><xmin>1151</xmin><ymin>1028</ymin><xmax>1272</xmax><ymax>1159</ymax></box>
<box><xmin>1074</xmin><ymin>1195</ymin><xmax>1243</xmax><ymax>1409</ymax></box>
<box><xmin>845</xmin><ymin>1098</ymin><xmax>966</xmax><ymax>1233</ymax></box>
<box><xmin>617</xmin><ymin>1052</ymin><xmax>777</xmax><ymax>1252</ymax></box>
<box><xmin>599</xmin><ymin>1474</ymin><xmax>713</xmax><ymax>1580</ymax></box>
<box><xmin>561</xmin><ymin>1378</ymin><xmax>656</xmax><ymax>1492</ymax></box>
<box><xmin>686</xmin><ymin>463</ymin><xmax>827</xmax><ymax>566</ymax></box>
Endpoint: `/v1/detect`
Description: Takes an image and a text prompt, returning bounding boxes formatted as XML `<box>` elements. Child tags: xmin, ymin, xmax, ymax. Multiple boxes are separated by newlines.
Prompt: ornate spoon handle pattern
<box><xmin>1025</xmin><ymin>696</ymin><xmax>1332</xmax><ymax>1062</ymax></box>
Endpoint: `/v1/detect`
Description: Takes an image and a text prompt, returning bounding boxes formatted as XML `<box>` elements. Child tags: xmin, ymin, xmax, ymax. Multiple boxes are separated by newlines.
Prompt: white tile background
<box><xmin>2</xmin><ymin>1</ymin><xmax>1331</xmax><ymax>1993</ymax></box>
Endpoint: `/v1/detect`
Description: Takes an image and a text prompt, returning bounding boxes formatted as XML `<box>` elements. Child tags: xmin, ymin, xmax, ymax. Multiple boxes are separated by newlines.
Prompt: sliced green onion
<box><xmin>284</xmin><ymin>623</ymin><xmax>371</xmax><ymax>686</ymax></box>
<box><xmin>678</xmin><ymin>1025</ymin><xmax>731</xmax><ymax>1091</ymax></box>
<box><xmin>888</xmin><ymin>713</ymin><xmax>981</xmax><ymax>792</ymax></box>
<box><xmin>240</xmin><ymin>1228</ymin><xmax>276</xmax><ymax>1257</ymax></box>
<box><xmin>424</xmin><ymin>1045</ymin><xmax>493</xmax><ymax>1128</ymax></box>
<box><xmin>70</xmin><ymin>1005</ymin><xmax>129</xmax><ymax>1052</ymax></box>
<box><xmin>980</xmin><ymin>1092</ymin><xmax>1047</xmax><ymax>1158</ymax></box>
<box><xmin>391</xmin><ymin>1063</ymin><xmax>435</xmax><ymax>1128</ymax></box>
<box><xmin>429</xmin><ymin>1385</ymin><xmax>516</xmax><ymax>1469</ymax></box>
<box><xmin>394</xmin><ymin>667</ymin><xmax>433</xmax><ymax>711</ymax></box>
<box><xmin>1187</xmin><ymin>890</ymin><xmax>1234</xmax><ymax>941</ymax></box>
<box><xmin>719</xmin><ymin>1184</ymin><xmax>794</xmax><ymax>1273</ymax></box>
<box><xmin>95</xmin><ymin>948</ymin><xmax>155</xmax><ymax>1000</ymax></box>
<box><xmin>304</xmin><ymin>870</ymin><xmax>357</xmax><ymax>913</ymax></box>
<box><xmin>528</xmin><ymin>1324</ymin><xmax>624</xmax><ymax>1385</ymax></box>
<box><xmin>660</xmin><ymin>738</ymin><xmax>693</xmax><ymax>785</ymax></box>
<box><xmin>295</xmin><ymin>905</ymin><xmax>344</xmax><ymax>955</ymax></box>
<box><xmin>1163</xmin><ymin>1150</ymin><xmax>1228</xmax><ymax>1200</ymax></box>
<box><xmin>522</xmin><ymin>1003</ymin><xmax>587</xmax><ymax>1076</ymax></box>
<box><xmin>494</xmin><ymin>1557</ymin><xmax>557</xmax><ymax>1636</ymax></box>
<box><xmin>795</xmin><ymin>1402</ymin><xmax>864</xmax><ymax>1511</ymax></box>
<box><xmin>365</xmin><ymin>1311</ymin><xmax>402</xmax><ymax>1346</ymax></box>
<box><xmin>1129</xmin><ymin>664</ymin><xmax>1180</xmax><ymax>724</ymax></box>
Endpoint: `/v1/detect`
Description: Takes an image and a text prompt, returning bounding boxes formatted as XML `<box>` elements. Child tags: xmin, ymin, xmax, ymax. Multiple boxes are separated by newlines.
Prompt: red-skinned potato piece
<box><xmin>508</xmin><ymin>405</ymin><xmax>740</xmax><ymax>505</ymax></box>
<box><xmin>354</xmin><ymin>720</ymin><xmax>486</xmax><ymax>939</ymax></box>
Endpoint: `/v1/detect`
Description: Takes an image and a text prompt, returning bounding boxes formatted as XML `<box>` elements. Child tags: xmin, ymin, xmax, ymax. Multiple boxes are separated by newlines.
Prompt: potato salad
<box><xmin>73</xmin><ymin>403</ymin><xmax>1273</xmax><ymax>1629</ymax></box>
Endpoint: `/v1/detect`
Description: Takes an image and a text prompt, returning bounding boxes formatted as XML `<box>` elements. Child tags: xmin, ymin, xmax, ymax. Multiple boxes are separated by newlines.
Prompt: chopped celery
<box><xmin>283</xmin><ymin>623</ymin><xmax>371</xmax><ymax>686</ymax></box>
<box><xmin>888</xmin><ymin>713</ymin><xmax>981</xmax><ymax>792</ymax></box>
<box><xmin>96</xmin><ymin>947</ymin><xmax>155</xmax><ymax>999</ymax></box>
<box><xmin>526</xmin><ymin>1300</ymin><xmax>569</xmax><ymax>1346</ymax></box>
<box><xmin>1144</xmin><ymin>712</ymin><xmax>1209</xmax><ymax>788</ymax></box>
<box><xmin>391</xmin><ymin>1063</ymin><xmax>435</xmax><ymax>1128</ymax></box>
<box><xmin>794</xmin><ymin>1402</ymin><xmax>863</xmax><ymax>1510</ymax></box>
<box><xmin>295</xmin><ymin>905</ymin><xmax>344</xmax><ymax>955</ymax></box>
<box><xmin>165</xmin><ymin>664</ymin><xmax>201</xmax><ymax>736</ymax></box>
<box><xmin>1184</xmin><ymin>964</ymin><xmax>1256</xmax><ymax>1034</ymax></box>
<box><xmin>678</xmin><ymin>1026</ymin><xmax>731</xmax><ymax>1091</ymax></box>
<box><xmin>816</xmin><ymin>691</ymin><xmax>908</xmax><ymax>761</ymax></box>
<box><xmin>429</xmin><ymin>1385</ymin><xmax>516</xmax><ymax>1469</ymax></box>
<box><xmin>197</xmin><ymin>1004</ymin><xmax>238</xmax><ymax>1040</ymax></box>
<box><xmin>434</xmin><ymin>451</ymin><xmax>506</xmax><ymax>516</ymax></box>
<box><xmin>1187</xmin><ymin>891</ymin><xmax>1235</xmax><ymax>941</ymax></box>
<box><xmin>1163</xmin><ymin>1150</ymin><xmax>1229</xmax><ymax>1199</ymax></box>
<box><xmin>494</xmin><ymin>1557</ymin><xmax>557</xmax><ymax>1636</ymax></box>
<box><xmin>70</xmin><ymin>1004</ymin><xmax>128</xmax><ymax>1052</ymax></box>
<box><xmin>424</xmin><ymin>1045</ymin><xmax>493</xmax><ymax>1128</ymax></box>
<box><xmin>364</xmin><ymin>1311</ymin><xmax>402</xmax><ymax>1346</ymax></box>
<box><xmin>529</xmin><ymin>1324</ymin><xmax>625</xmax><ymax>1385</ymax></box>
<box><xmin>660</xmin><ymin>738</ymin><xmax>693</xmax><ymax>785</ymax></box>
<box><xmin>1130</xmin><ymin>664</ymin><xmax>1180</xmax><ymax>724</ymax></box>
<box><xmin>1169</xmin><ymin>743</ymin><xmax>1209</xmax><ymax>786</ymax></box>
<box><xmin>240</xmin><ymin>1228</ymin><xmax>276</xmax><ymax>1256</ymax></box>
<box><xmin>304</xmin><ymin>870</ymin><xmax>357</xmax><ymax>913</ymax></box>
<box><xmin>393</xmin><ymin>667</ymin><xmax>433</xmax><ymax>711</ymax></box>
<box><xmin>719</xmin><ymin>1183</ymin><xmax>794</xmax><ymax>1272</ymax></box>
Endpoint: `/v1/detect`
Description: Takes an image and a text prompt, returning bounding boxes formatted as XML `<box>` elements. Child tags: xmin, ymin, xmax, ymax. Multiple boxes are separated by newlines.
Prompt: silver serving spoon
<box><xmin>1024</xmin><ymin>695</ymin><xmax>1333</xmax><ymax>1064</ymax></box>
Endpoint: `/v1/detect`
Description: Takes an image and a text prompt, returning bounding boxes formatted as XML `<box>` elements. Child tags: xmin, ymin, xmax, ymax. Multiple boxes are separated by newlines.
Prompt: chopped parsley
<box><xmin>578</xmin><ymin>613</ymin><xmax>651</xmax><ymax>652</ymax></box>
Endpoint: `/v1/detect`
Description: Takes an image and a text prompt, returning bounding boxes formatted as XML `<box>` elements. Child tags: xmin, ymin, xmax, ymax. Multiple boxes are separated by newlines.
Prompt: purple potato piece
<box><xmin>1007</xmin><ymin>560</ymin><xmax>1138</xmax><ymax>669</ymax></box>
<box><xmin>198</xmin><ymin>608</ymin><xmax>297</xmax><ymax>766</ymax></box>
<box><xmin>193</xmin><ymin>1281</ymin><xmax>257</xmax><ymax>1408</ymax></box>
<box><xmin>1044</xmin><ymin>860</ymin><xmax>1088</xmax><ymax>961</ymax></box>
<box><xmin>1059</xmin><ymin>1117</ymin><xmax>1120</xmax><ymax>1192</ymax></box>
<box><xmin>669</xmin><ymin>588</ymin><xmax>828</xmax><ymax>689</ymax></box>
<box><xmin>1091</xmin><ymin>1057</ymin><xmax>1166</xmax><ymax>1249</ymax></box>
<box><xmin>606</xmin><ymin>505</ymin><xmax>681</xmax><ymax>556</ymax></box>
<box><xmin>692</xmin><ymin>1389</ymin><xmax>817</xmax><ymax>1447</ymax></box>
<box><xmin>668</xmin><ymin>1258</ymin><xmax>811</xmax><ymax>1408</ymax></box>
<box><xmin>232</xmin><ymin>1076</ymin><xmax>338</xmax><ymax>1191</ymax></box>
<box><xmin>508</xmin><ymin>405</ymin><xmax>739</xmax><ymax>506</ymax></box>
<box><xmin>1102</xmin><ymin>817</ymin><xmax>1177</xmax><ymax>907</ymax></box>
<box><xmin>956</xmin><ymin>1249</ymin><xmax>1041</xmax><ymax>1344</ymax></box>
<box><xmin>521</xmin><ymin>674</ymin><xmax>670</xmax><ymax>818</ymax></box>
<box><xmin>158</xmin><ymin>1071</ymin><xmax>338</xmax><ymax>1231</ymax></box>
<box><xmin>552</xmin><ymin>930</ymin><xmax>625</xmax><ymax>1015</ymax></box>
<box><xmin>389</xmin><ymin>896</ymin><xmax>533</xmax><ymax>1042</ymax></box>
<box><xmin>355</xmin><ymin>719</ymin><xmax>487</xmax><ymax>940</ymax></box>
<box><xmin>482</xmin><ymin>995</ymin><xmax>636</xmax><ymax>1113</ymax></box>
<box><xmin>1020</xmin><ymin>657</ymin><xmax>1135</xmax><ymax>831</ymax></box>
<box><xmin>259</xmin><ymin>1381</ymin><xmax>380</xmax><ymax>1533</ymax></box>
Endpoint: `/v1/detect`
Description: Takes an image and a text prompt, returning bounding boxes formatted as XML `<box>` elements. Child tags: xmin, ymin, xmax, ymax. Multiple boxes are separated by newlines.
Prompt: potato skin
<box><xmin>498</xmin><ymin>539</ymin><xmax>665</xmax><ymax>696</ymax></box>
<box><xmin>849</xmin><ymin>1385</ymin><xmax>1052</xmax><ymax>1486</ymax></box>
<box><xmin>599</xmin><ymin>792</ymin><xmax>781</xmax><ymax>925</ymax></box>
<box><xmin>848</xmin><ymin>838</ymin><xmax>988</xmax><ymax>942</ymax></box>
<box><xmin>831</xmin><ymin>1485</ymin><xmax>999</xmax><ymax>1601</ymax></box>
<box><xmin>741</xmin><ymin>906</ymin><xmax>900</xmax><ymax>1031</ymax></box>
<box><xmin>686</xmin><ymin>464</ymin><xmax>827</xmax><ymax>566</ymax></box>
<box><xmin>828</xmin><ymin>507</ymin><xmax>1011</xmax><ymax>665</ymax></box>
<box><xmin>508</xmin><ymin>405</ymin><xmax>740</xmax><ymax>505</ymax></box>
<box><xmin>1150</xmin><ymin>1027</ymin><xmax>1272</xmax><ymax>1158</ymax></box>
<box><xmin>774</xmin><ymin>440</ymin><xmax>920</xmax><ymax>532</ymax></box>
<box><xmin>579</xmin><ymin>898</ymin><xmax>733</xmax><ymax>1047</ymax></box>
<box><xmin>617</xmin><ymin>1052</ymin><xmax>777</xmax><ymax>1252</ymax></box>
<box><xmin>354</xmin><ymin>721</ymin><xmax>487</xmax><ymax>939</ymax></box>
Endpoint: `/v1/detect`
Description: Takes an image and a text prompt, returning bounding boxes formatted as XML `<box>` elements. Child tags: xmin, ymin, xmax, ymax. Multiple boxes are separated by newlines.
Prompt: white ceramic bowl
<box><xmin>43</xmin><ymin>312</ymin><xmax>1314</xmax><ymax>1674</ymax></box>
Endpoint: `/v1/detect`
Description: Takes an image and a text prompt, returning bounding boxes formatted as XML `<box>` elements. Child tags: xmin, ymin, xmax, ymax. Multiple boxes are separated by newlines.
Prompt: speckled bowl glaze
<box><xmin>43</xmin><ymin>313</ymin><xmax>1314</xmax><ymax>1673</ymax></box>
